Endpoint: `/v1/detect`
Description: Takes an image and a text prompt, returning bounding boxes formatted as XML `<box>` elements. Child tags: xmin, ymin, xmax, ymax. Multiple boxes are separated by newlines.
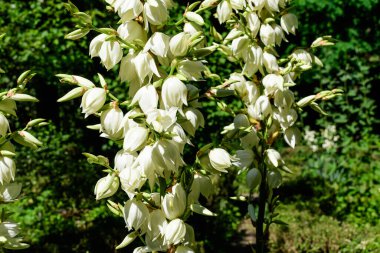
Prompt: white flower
<box><xmin>161</xmin><ymin>77</ymin><xmax>188</xmax><ymax>110</ymax></box>
<box><xmin>98</xmin><ymin>40</ymin><xmax>123</xmax><ymax>70</ymax></box>
<box><xmin>248</xmin><ymin>95</ymin><xmax>272</xmax><ymax>120</ymax></box>
<box><xmin>208</xmin><ymin>148</ymin><xmax>232</xmax><ymax>173</ymax></box>
<box><xmin>0</xmin><ymin>183</ymin><xmax>22</xmax><ymax>202</ymax></box>
<box><xmin>117</xmin><ymin>21</ymin><xmax>147</xmax><ymax>43</ymax></box>
<box><xmin>267</xmin><ymin>169</ymin><xmax>282</xmax><ymax>188</ymax></box>
<box><xmin>89</xmin><ymin>34</ymin><xmax>107</xmax><ymax>58</ymax></box>
<box><xmin>146</xmin><ymin>108</ymin><xmax>177</xmax><ymax>133</ymax></box>
<box><xmin>144</xmin><ymin>32</ymin><xmax>170</xmax><ymax>58</ymax></box>
<box><xmin>114</xmin><ymin>0</ymin><xmax>143</xmax><ymax>22</ymax></box>
<box><xmin>119</xmin><ymin>52</ymin><xmax>140</xmax><ymax>93</ymax></box>
<box><xmin>231</xmin><ymin>0</ymin><xmax>245</xmax><ymax>10</ymax></box>
<box><xmin>273</xmin><ymin>108</ymin><xmax>298</xmax><ymax>129</ymax></box>
<box><xmin>284</xmin><ymin>126</ymin><xmax>301</xmax><ymax>148</ymax></box>
<box><xmin>143</xmin><ymin>0</ymin><xmax>169</xmax><ymax>30</ymax></box>
<box><xmin>177</xmin><ymin>60</ymin><xmax>206</xmax><ymax>81</ymax></box>
<box><xmin>246</xmin><ymin>12</ymin><xmax>260</xmax><ymax>38</ymax></box>
<box><xmin>231</xmin><ymin>36</ymin><xmax>250</xmax><ymax>58</ymax></box>
<box><xmin>164</xmin><ymin>219</ymin><xmax>186</xmax><ymax>245</ymax></box>
<box><xmin>119</xmin><ymin>164</ymin><xmax>146</xmax><ymax>199</ymax></box>
<box><xmin>0</xmin><ymin>156</ymin><xmax>16</xmax><ymax>184</ymax></box>
<box><xmin>274</xmin><ymin>89</ymin><xmax>294</xmax><ymax>109</ymax></box>
<box><xmin>80</xmin><ymin>87</ymin><xmax>107</xmax><ymax>118</ymax></box>
<box><xmin>169</xmin><ymin>32</ymin><xmax>192</xmax><ymax>57</ymax></box>
<box><xmin>147</xmin><ymin>210</ymin><xmax>167</xmax><ymax>240</ymax></box>
<box><xmin>133</xmin><ymin>51</ymin><xmax>161</xmax><ymax>84</ymax></box>
<box><xmin>162</xmin><ymin>183</ymin><xmax>187</xmax><ymax>220</ymax></box>
<box><xmin>260</xmin><ymin>23</ymin><xmax>275</xmax><ymax>46</ymax></box>
<box><xmin>262</xmin><ymin>74</ymin><xmax>284</xmax><ymax>96</ymax></box>
<box><xmin>265</xmin><ymin>0</ymin><xmax>280</xmax><ymax>12</ymax></box>
<box><xmin>94</xmin><ymin>174</ymin><xmax>119</xmax><ymax>200</ymax></box>
<box><xmin>217</xmin><ymin>0</ymin><xmax>232</xmax><ymax>24</ymax></box>
<box><xmin>273</xmin><ymin>24</ymin><xmax>287</xmax><ymax>46</ymax></box>
<box><xmin>281</xmin><ymin>13</ymin><xmax>298</xmax><ymax>35</ymax></box>
<box><xmin>114</xmin><ymin>149</ymin><xmax>138</xmax><ymax>171</ymax></box>
<box><xmin>131</xmin><ymin>85</ymin><xmax>159</xmax><ymax>114</ymax></box>
<box><xmin>292</xmin><ymin>49</ymin><xmax>313</xmax><ymax>66</ymax></box>
<box><xmin>100</xmin><ymin>106</ymin><xmax>124</xmax><ymax>140</ymax></box>
<box><xmin>263</xmin><ymin>51</ymin><xmax>279</xmax><ymax>73</ymax></box>
<box><xmin>124</xmin><ymin>199</ymin><xmax>149</xmax><ymax>231</ymax></box>
<box><xmin>180</xmin><ymin>108</ymin><xmax>205</xmax><ymax>136</ymax></box>
<box><xmin>123</xmin><ymin>126</ymin><xmax>149</xmax><ymax>152</ymax></box>
<box><xmin>242</xmin><ymin>45</ymin><xmax>264</xmax><ymax>76</ymax></box>
<box><xmin>266</xmin><ymin>149</ymin><xmax>284</xmax><ymax>167</ymax></box>
<box><xmin>0</xmin><ymin>113</ymin><xmax>10</xmax><ymax>136</ymax></box>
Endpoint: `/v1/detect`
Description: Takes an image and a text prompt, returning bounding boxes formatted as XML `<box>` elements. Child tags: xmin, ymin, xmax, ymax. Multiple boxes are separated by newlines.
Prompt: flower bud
<box><xmin>94</xmin><ymin>174</ymin><xmax>119</xmax><ymax>200</ymax></box>
<box><xmin>185</xmin><ymin>12</ymin><xmax>204</xmax><ymax>26</ymax></box>
<box><xmin>164</xmin><ymin>219</ymin><xmax>186</xmax><ymax>245</ymax></box>
<box><xmin>162</xmin><ymin>183</ymin><xmax>186</xmax><ymax>220</ymax></box>
<box><xmin>208</xmin><ymin>148</ymin><xmax>232</xmax><ymax>173</ymax></box>
<box><xmin>161</xmin><ymin>77</ymin><xmax>188</xmax><ymax>110</ymax></box>
<box><xmin>57</xmin><ymin>87</ymin><xmax>85</xmax><ymax>102</ymax></box>
<box><xmin>80</xmin><ymin>87</ymin><xmax>107</xmax><ymax>117</ymax></box>
<box><xmin>124</xmin><ymin>199</ymin><xmax>149</xmax><ymax>231</ymax></box>
<box><xmin>246</xmin><ymin>168</ymin><xmax>261</xmax><ymax>190</ymax></box>
<box><xmin>170</xmin><ymin>32</ymin><xmax>191</xmax><ymax>57</ymax></box>
<box><xmin>281</xmin><ymin>13</ymin><xmax>298</xmax><ymax>35</ymax></box>
<box><xmin>100</xmin><ymin>106</ymin><xmax>124</xmax><ymax>140</ymax></box>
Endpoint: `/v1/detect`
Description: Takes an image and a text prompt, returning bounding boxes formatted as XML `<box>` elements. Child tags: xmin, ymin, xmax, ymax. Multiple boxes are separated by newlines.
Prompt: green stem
<box><xmin>256</xmin><ymin>161</ymin><xmax>267</xmax><ymax>253</ymax></box>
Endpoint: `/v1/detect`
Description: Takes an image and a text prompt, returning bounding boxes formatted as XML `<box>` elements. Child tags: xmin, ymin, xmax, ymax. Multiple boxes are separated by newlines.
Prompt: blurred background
<box><xmin>0</xmin><ymin>0</ymin><xmax>379</xmax><ymax>252</ymax></box>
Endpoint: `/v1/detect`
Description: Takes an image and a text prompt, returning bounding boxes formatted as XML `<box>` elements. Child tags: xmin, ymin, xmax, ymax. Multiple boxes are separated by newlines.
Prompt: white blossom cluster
<box><xmin>304</xmin><ymin>125</ymin><xmax>339</xmax><ymax>151</ymax></box>
<box><xmin>60</xmin><ymin>0</ymin><xmax>342</xmax><ymax>250</ymax></box>
<box><xmin>59</xmin><ymin>1</ymin><xmax>237</xmax><ymax>252</ymax></box>
<box><xmin>215</xmin><ymin>0</ymin><xmax>339</xmax><ymax>191</ymax></box>
<box><xmin>0</xmin><ymin>69</ymin><xmax>44</xmax><ymax>250</ymax></box>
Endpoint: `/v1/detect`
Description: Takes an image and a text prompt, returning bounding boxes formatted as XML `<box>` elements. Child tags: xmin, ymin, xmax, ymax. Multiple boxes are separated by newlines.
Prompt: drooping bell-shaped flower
<box><xmin>0</xmin><ymin>113</ymin><xmax>10</xmax><ymax>136</ymax></box>
<box><xmin>0</xmin><ymin>156</ymin><xmax>16</xmax><ymax>184</ymax></box>
<box><xmin>164</xmin><ymin>218</ymin><xmax>187</xmax><ymax>245</ymax></box>
<box><xmin>144</xmin><ymin>32</ymin><xmax>170</xmax><ymax>58</ymax></box>
<box><xmin>169</xmin><ymin>32</ymin><xmax>192</xmax><ymax>57</ymax></box>
<box><xmin>217</xmin><ymin>0</ymin><xmax>232</xmax><ymax>24</ymax></box>
<box><xmin>131</xmin><ymin>85</ymin><xmax>159</xmax><ymax>114</ymax></box>
<box><xmin>260</xmin><ymin>23</ymin><xmax>275</xmax><ymax>46</ymax></box>
<box><xmin>208</xmin><ymin>148</ymin><xmax>232</xmax><ymax>173</ymax></box>
<box><xmin>117</xmin><ymin>21</ymin><xmax>147</xmax><ymax>43</ymax></box>
<box><xmin>281</xmin><ymin>13</ymin><xmax>298</xmax><ymax>35</ymax></box>
<box><xmin>80</xmin><ymin>87</ymin><xmax>107</xmax><ymax>118</ymax></box>
<box><xmin>162</xmin><ymin>183</ymin><xmax>187</xmax><ymax>220</ymax></box>
<box><xmin>124</xmin><ymin>199</ymin><xmax>149</xmax><ymax>231</ymax></box>
<box><xmin>123</xmin><ymin>126</ymin><xmax>149</xmax><ymax>152</ymax></box>
<box><xmin>100</xmin><ymin>106</ymin><xmax>124</xmax><ymax>140</ymax></box>
<box><xmin>161</xmin><ymin>76</ymin><xmax>188</xmax><ymax>110</ymax></box>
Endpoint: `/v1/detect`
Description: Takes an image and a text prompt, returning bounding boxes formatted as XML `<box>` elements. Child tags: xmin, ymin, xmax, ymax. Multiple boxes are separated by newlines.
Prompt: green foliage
<box><xmin>270</xmin><ymin>204</ymin><xmax>380</xmax><ymax>252</ymax></box>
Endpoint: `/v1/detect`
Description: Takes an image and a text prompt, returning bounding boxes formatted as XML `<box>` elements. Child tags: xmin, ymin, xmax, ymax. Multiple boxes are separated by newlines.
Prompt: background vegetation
<box><xmin>0</xmin><ymin>0</ymin><xmax>379</xmax><ymax>252</ymax></box>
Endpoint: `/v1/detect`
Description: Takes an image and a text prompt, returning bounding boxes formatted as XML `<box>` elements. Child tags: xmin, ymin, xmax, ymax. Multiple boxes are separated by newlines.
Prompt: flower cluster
<box><xmin>61</xmin><ymin>0</ymin><xmax>342</xmax><ymax>251</ymax></box>
<box><xmin>60</xmin><ymin>1</ymin><xmax>235</xmax><ymax>252</ymax></box>
<box><xmin>0</xmin><ymin>67</ymin><xmax>45</xmax><ymax>250</ymax></box>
